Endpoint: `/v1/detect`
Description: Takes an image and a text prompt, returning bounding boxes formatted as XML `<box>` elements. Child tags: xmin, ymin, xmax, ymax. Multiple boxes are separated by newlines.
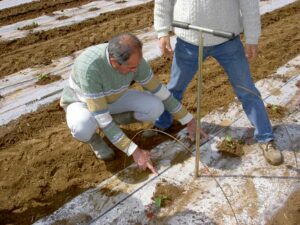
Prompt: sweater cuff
<box><xmin>178</xmin><ymin>112</ymin><xmax>193</xmax><ymax>125</ymax></box>
<box><xmin>246</xmin><ymin>36</ymin><xmax>259</xmax><ymax>45</ymax></box>
<box><xmin>126</xmin><ymin>142</ymin><xmax>138</xmax><ymax>156</ymax></box>
<box><xmin>157</xmin><ymin>31</ymin><xmax>170</xmax><ymax>39</ymax></box>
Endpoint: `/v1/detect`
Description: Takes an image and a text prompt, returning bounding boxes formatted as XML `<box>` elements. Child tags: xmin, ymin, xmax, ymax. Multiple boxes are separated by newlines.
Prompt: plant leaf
<box><xmin>154</xmin><ymin>197</ymin><xmax>162</xmax><ymax>208</ymax></box>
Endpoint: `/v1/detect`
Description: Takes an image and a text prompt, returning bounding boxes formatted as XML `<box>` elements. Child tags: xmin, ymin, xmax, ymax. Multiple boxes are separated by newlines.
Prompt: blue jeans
<box><xmin>155</xmin><ymin>36</ymin><xmax>274</xmax><ymax>143</ymax></box>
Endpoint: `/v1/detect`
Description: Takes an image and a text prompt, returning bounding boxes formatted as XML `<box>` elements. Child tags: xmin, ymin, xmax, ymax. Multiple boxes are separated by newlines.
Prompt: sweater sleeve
<box><xmin>154</xmin><ymin>0</ymin><xmax>174</xmax><ymax>38</ymax></box>
<box><xmin>85</xmin><ymin>98</ymin><xmax>138</xmax><ymax>156</ymax></box>
<box><xmin>239</xmin><ymin>0</ymin><xmax>261</xmax><ymax>44</ymax></box>
<box><xmin>135</xmin><ymin>60</ymin><xmax>193</xmax><ymax>125</ymax></box>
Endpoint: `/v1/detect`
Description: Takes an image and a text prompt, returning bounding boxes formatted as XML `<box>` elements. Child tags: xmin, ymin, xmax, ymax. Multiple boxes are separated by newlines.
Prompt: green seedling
<box><xmin>37</xmin><ymin>73</ymin><xmax>49</xmax><ymax>81</ymax></box>
<box><xmin>57</xmin><ymin>15</ymin><xmax>70</xmax><ymax>20</ymax></box>
<box><xmin>18</xmin><ymin>22</ymin><xmax>39</xmax><ymax>30</ymax></box>
<box><xmin>271</xmin><ymin>104</ymin><xmax>279</xmax><ymax>112</ymax></box>
<box><xmin>154</xmin><ymin>195</ymin><xmax>169</xmax><ymax>208</ymax></box>
<box><xmin>225</xmin><ymin>135</ymin><xmax>235</xmax><ymax>149</ymax></box>
<box><xmin>115</xmin><ymin>0</ymin><xmax>127</xmax><ymax>3</ymax></box>
<box><xmin>89</xmin><ymin>7</ymin><xmax>99</xmax><ymax>11</ymax></box>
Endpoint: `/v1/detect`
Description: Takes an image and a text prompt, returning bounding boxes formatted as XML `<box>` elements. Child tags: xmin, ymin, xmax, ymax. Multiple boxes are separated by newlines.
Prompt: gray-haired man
<box><xmin>60</xmin><ymin>33</ymin><xmax>207</xmax><ymax>174</ymax></box>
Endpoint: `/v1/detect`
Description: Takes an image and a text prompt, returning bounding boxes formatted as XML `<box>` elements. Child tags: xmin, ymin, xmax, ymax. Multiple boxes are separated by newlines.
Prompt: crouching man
<box><xmin>60</xmin><ymin>33</ymin><xmax>207</xmax><ymax>174</ymax></box>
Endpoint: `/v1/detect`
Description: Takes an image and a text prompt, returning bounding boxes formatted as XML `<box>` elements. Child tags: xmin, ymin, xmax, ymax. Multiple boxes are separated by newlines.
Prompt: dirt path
<box><xmin>0</xmin><ymin>1</ymin><xmax>299</xmax><ymax>225</ymax></box>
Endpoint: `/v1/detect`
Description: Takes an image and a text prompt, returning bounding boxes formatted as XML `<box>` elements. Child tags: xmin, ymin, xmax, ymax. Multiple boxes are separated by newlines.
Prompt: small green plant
<box><xmin>225</xmin><ymin>135</ymin><xmax>235</xmax><ymax>149</ymax></box>
<box><xmin>57</xmin><ymin>15</ymin><xmax>70</xmax><ymax>20</ymax></box>
<box><xmin>154</xmin><ymin>195</ymin><xmax>169</xmax><ymax>208</ymax></box>
<box><xmin>18</xmin><ymin>22</ymin><xmax>39</xmax><ymax>30</ymax></box>
<box><xmin>271</xmin><ymin>104</ymin><xmax>279</xmax><ymax>112</ymax></box>
<box><xmin>115</xmin><ymin>0</ymin><xmax>127</xmax><ymax>3</ymax></box>
<box><xmin>89</xmin><ymin>7</ymin><xmax>99</xmax><ymax>11</ymax></box>
<box><xmin>37</xmin><ymin>74</ymin><xmax>49</xmax><ymax>81</ymax></box>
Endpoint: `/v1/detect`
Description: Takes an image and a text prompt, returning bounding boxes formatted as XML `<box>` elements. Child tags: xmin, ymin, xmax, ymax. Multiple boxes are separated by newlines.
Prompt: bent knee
<box><xmin>70</xmin><ymin>125</ymin><xmax>96</xmax><ymax>142</ymax></box>
<box><xmin>148</xmin><ymin>100</ymin><xmax>164</xmax><ymax>120</ymax></box>
<box><xmin>66</xmin><ymin>103</ymin><xmax>98</xmax><ymax>142</ymax></box>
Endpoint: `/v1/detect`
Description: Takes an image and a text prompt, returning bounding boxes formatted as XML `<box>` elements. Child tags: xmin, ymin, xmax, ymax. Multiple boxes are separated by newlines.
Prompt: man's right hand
<box><xmin>159</xmin><ymin>36</ymin><xmax>173</xmax><ymax>56</ymax></box>
<box><xmin>132</xmin><ymin>147</ymin><xmax>158</xmax><ymax>175</ymax></box>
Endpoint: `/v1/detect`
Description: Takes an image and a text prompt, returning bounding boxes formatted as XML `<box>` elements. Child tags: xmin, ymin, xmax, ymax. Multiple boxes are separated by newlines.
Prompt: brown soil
<box><xmin>266</xmin><ymin>104</ymin><xmax>287</xmax><ymax>120</ymax></box>
<box><xmin>266</xmin><ymin>188</ymin><xmax>300</xmax><ymax>225</ymax></box>
<box><xmin>0</xmin><ymin>1</ymin><xmax>300</xmax><ymax>225</ymax></box>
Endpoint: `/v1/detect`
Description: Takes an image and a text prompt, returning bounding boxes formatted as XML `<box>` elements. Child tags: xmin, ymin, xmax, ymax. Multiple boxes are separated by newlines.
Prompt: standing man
<box><xmin>60</xmin><ymin>33</ymin><xmax>207</xmax><ymax>174</ymax></box>
<box><xmin>154</xmin><ymin>0</ymin><xmax>283</xmax><ymax>165</ymax></box>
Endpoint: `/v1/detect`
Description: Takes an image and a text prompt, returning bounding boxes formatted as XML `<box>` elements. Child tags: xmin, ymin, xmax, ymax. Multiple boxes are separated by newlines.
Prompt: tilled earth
<box><xmin>0</xmin><ymin>1</ymin><xmax>299</xmax><ymax>224</ymax></box>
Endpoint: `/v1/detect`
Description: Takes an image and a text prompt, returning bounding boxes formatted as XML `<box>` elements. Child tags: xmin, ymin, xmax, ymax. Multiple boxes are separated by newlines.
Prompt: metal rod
<box><xmin>172</xmin><ymin>21</ymin><xmax>235</xmax><ymax>39</ymax></box>
<box><xmin>195</xmin><ymin>31</ymin><xmax>204</xmax><ymax>177</ymax></box>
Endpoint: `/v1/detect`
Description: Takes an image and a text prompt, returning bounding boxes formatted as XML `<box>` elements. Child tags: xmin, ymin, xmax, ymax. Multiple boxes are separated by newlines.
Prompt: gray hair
<box><xmin>108</xmin><ymin>33</ymin><xmax>143</xmax><ymax>65</ymax></box>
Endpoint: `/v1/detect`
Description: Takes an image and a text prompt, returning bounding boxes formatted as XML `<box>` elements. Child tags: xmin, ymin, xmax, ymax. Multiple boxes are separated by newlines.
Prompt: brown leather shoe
<box><xmin>259</xmin><ymin>141</ymin><xmax>283</xmax><ymax>166</ymax></box>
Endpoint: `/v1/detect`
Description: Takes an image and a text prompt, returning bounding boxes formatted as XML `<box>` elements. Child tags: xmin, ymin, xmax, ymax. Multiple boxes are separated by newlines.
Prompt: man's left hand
<box><xmin>187</xmin><ymin>118</ymin><xmax>208</xmax><ymax>142</ymax></box>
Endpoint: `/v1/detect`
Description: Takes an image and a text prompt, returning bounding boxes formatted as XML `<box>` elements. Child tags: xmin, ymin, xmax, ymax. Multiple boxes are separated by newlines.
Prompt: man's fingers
<box><xmin>160</xmin><ymin>44</ymin><xmax>172</xmax><ymax>56</ymax></box>
<box><xmin>200</xmin><ymin>130</ymin><xmax>209</xmax><ymax>139</ymax></box>
<box><xmin>162</xmin><ymin>48</ymin><xmax>172</xmax><ymax>56</ymax></box>
<box><xmin>147</xmin><ymin>162</ymin><xmax>158</xmax><ymax>175</ymax></box>
<box><xmin>166</xmin><ymin>44</ymin><xmax>172</xmax><ymax>53</ymax></box>
<box><xmin>189</xmin><ymin>133</ymin><xmax>195</xmax><ymax>142</ymax></box>
<box><xmin>245</xmin><ymin>44</ymin><xmax>258</xmax><ymax>61</ymax></box>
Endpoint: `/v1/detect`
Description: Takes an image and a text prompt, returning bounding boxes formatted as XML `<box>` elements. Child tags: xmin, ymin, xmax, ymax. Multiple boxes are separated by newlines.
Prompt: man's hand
<box><xmin>159</xmin><ymin>36</ymin><xmax>173</xmax><ymax>56</ymax></box>
<box><xmin>132</xmin><ymin>147</ymin><xmax>158</xmax><ymax>175</ymax></box>
<box><xmin>245</xmin><ymin>44</ymin><xmax>258</xmax><ymax>61</ymax></box>
<box><xmin>187</xmin><ymin>118</ymin><xmax>208</xmax><ymax>142</ymax></box>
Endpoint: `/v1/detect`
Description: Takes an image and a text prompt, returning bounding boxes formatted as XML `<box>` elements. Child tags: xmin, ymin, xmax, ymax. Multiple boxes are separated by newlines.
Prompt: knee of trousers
<box><xmin>147</xmin><ymin>100</ymin><xmax>165</xmax><ymax>121</ymax></box>
<box><xmin>71</xmin><ymin>124</ymin><xmax>97</xmax><ymax>143</ymax></box>
<box><xmin>66</xmin><ymin>103</ymin><xmax>98</xmax><ymax>142</ymax></box>
<box><xmin>136</xmin><ymin>99</ymin><xmax>164</xmax><ymax>122</ymax></box>
<box><xmin>238</xmin><ymin>92</ymin><xmax>262</xmax><ymax>104</ymax></box>
<box><xmin>235</xmin><ymin>85</ymin><xmax>260</xmax><ymax>101</ymax></box>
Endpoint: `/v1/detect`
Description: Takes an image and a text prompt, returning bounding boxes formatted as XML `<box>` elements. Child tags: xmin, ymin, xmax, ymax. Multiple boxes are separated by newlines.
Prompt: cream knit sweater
<box><xmin>154</xmin><ymin>0</ymin><xmax>261</xmax><ymax>46</ymax></box>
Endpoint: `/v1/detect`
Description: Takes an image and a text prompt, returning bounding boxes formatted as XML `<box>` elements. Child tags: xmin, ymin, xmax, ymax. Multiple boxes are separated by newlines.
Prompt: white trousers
<box><xmin>66</xmin><ymin>90</ymin><xmax>164</xmax><ymax>142</ymax></box>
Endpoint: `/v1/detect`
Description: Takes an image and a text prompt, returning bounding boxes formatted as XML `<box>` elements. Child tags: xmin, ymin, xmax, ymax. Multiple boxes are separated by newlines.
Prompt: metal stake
<box><xmin>195</xmin><ymin>31</ymin><xmax>203</xmax><ymax>177</ymax></box>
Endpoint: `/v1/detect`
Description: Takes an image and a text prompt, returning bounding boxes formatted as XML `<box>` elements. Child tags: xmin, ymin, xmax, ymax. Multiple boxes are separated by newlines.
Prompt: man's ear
<box><xmin>109</xmin><ymin>57</ymin><xmax>118</xmax><ymax>68</ymax></box>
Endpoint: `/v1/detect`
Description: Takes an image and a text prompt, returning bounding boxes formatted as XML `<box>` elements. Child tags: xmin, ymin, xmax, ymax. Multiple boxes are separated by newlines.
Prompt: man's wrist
<box><xmin>157</xmin><ymin>31</ymin><xmax>170</xmax><ymax>39</ymax></box>
<box><xmin>178</xmin><ymin>112</ymin><xmax>193</xmax><ymax>125</ymax></box>
<box><xmin>127</xmin><ymin>142</ymin><xmax>138</xmax><ymax>156</ymax></box>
